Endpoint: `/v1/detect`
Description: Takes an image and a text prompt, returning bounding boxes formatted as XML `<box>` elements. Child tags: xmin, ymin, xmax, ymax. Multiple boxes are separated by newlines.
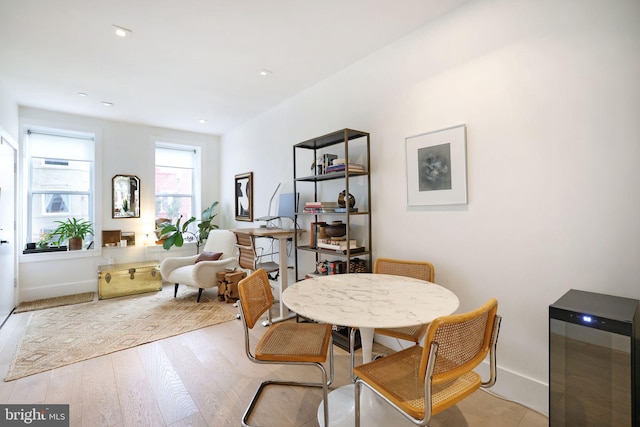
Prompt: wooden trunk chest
<box><xmin>98</xmin><ymin>261</ymin><xmax>162</xmax><ymax>299</ymax></box>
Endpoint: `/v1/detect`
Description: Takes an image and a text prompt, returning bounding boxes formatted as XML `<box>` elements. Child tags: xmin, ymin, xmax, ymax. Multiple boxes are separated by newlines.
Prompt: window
<box><xmin>44</xmin><ymin>194</ymin><xmax>70</xmax><ymax>214</ymax></box>
<box><xmin>26</xmin><ymin>129</ymin><xmax>95</xmax><ymax>246</ymax></box>
<box><xmin>155</xmin><ymin>144</ymin><xmax>199</xmax><ymax>226</ymax></box>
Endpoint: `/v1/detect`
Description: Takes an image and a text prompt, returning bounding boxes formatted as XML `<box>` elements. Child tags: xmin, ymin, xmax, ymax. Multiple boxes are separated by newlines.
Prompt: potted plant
<box><xmin>50</xmin><ymin>218</ymin><xmax>94</xmax><ymax>250</ymax></box>
<box><xmin>159</xmin><ymin>201</ymin><xmax>219</xmax><ymax>252</ymax></box>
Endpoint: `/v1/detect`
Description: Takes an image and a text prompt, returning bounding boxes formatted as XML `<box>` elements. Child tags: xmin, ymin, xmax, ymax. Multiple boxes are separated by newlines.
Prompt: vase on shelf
<box><xmin>338</xmin><ymin>190</ymin><xmax>355</xmax><ymax>209</ymax></box>
<box><xmin>324</xmin><ymin>221</ymin><xmax>346</xmax><ymax>238</ymax></box>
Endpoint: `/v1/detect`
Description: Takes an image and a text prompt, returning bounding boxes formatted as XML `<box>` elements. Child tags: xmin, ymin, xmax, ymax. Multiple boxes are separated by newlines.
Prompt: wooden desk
<box><xmin>231</xmin><ymin>227</ymin><xmax>304</xmax><ymax>325</ymax></box>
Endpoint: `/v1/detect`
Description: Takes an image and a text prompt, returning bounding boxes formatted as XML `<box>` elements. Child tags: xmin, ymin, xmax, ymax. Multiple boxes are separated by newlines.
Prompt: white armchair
<box><xmin>159</xmin><ymin>229</ymin><xmax>238</xmax><ymax>302</ymax></box>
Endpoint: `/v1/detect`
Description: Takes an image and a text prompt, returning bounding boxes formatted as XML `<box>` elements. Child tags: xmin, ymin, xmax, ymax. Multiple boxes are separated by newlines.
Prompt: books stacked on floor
<box><xmin>325</xmin><ymin>158</ymin><xmax>365</xmax><ymax>174</ymax></box>
<box><xmin>303</xmin><ymin>201</ymin><xmax>339</xmax><ymax>213</ymax></box>
<box><xmin>317</xmin><ymin>238</ymin><xmax>365</xmax><ymax>254</ymax></box>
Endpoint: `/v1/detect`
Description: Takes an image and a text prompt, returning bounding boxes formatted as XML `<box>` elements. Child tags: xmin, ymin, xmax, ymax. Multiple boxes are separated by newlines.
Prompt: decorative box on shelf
<box><xmin>98</xmin><ymin>261</ymin><xmax>162</xmax><ymax>299</ymax></box>
<box><xmin>102</xmin><ymin>230</ymin><xmax>122</xmax><ymax>247</ymax></box>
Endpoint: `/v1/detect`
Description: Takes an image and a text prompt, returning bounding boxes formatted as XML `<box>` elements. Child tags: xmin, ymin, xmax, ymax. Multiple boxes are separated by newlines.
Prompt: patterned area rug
<box><xmin>5</xmin><ymin>288</ymin><xmax>236</xmax><ymax>381</ymax></box>
<box><xmin>14</xmin><ymin>292</ymin><xmax>96</xmax><ymax>313</ymax></box>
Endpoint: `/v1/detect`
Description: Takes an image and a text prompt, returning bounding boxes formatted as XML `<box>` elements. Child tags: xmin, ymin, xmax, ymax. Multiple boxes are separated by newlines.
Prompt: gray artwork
<box><xmin>417</xmin><ymin>143</ymin><xmax>452</xmax><ymax>191</ymax></box>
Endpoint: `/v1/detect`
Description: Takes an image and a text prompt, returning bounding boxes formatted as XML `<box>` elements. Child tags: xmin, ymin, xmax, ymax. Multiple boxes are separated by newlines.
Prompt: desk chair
<box><xmin>237</xmin><ymin>269</ymin><xmax>334</xmax><ymax>427</ymax></box>
<box><xmin>234</xmin><ymin>231</ymin><xmax>280</xmax><ymax>280</ymax></box>
<box><xmin>353</xmin><ymin>298</ymin><xmax>501</xmax><ymax>427</ymax></box>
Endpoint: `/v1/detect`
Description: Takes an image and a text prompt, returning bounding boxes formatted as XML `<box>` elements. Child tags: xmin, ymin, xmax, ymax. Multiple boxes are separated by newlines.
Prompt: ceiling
<box><xmin>0</xmin><ymin>0</ymin><xmax>468</xmax><ymax>135</ymax></box>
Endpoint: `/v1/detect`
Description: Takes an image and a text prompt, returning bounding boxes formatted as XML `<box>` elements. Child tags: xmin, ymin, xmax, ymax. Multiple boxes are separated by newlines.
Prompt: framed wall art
<box><xmin>235</xmin><ymin>172</ymin><xmax>253</xmax><ymax>221</ymax></box>
<box><xmin>405</xmin><ymin>124</ymin><xmax>467</xmax><ymax>206</ymax></box>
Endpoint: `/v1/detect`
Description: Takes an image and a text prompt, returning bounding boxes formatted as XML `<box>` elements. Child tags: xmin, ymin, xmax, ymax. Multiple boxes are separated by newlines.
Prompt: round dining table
<box><xmin>281</xmin><ymin>273</ymin><xmax>459</xmax><ymax>427</ymax></box>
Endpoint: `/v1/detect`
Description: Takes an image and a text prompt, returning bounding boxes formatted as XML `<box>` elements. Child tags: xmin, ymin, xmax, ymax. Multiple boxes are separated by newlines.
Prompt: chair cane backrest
<box><xmin>419</xmin><ymin>298</ymin><xmax>498</xmax><ymax>381</ymax></box>
<box><xmin>238</xmin><ymin>269</ymin><xmax>274</xmax><ymax>329</ymax></box>
<box><xmin>235</xmin><ymin>231</ymin><xmax>258</xmax><ymax>271</ymax></box>
<box><xmin>374</xmin><ymin>258</ymin><xmax>434</xmax><ymax>282</ymax></box>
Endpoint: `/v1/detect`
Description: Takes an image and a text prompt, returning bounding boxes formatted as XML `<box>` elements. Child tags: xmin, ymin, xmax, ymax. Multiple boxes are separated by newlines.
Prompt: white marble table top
<box><xmin>282</xmin><ymin>273</ymin><xmax>459</xmax><ymax>329</ymax></box>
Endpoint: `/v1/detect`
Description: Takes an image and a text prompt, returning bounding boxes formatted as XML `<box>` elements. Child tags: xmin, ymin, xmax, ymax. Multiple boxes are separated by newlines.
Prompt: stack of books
<box><xmin>317</xmin><ymin>238</ymin><xmax>365</xmax><ymax>254</ymax></box>
<box><xmin>325</xmin><ymin>159</ymin><xmax>365</xmax><ymax>174</ymax></box>
<box><xmin>316</xmin><ymin>154</ymin><xmax>338</xmax><ymax>175</ymax></box>
<box><xmin>303</xmin><ymin>201</ymin><xmax>339</xmax><ymax>213</ymax></box>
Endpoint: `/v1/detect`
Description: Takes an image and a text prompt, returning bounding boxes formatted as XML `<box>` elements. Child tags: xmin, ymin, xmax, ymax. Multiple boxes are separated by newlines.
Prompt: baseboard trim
<box><xmin>19</xmin><ymin>280</ymin><xmax>97</xmax><ymax>302</ymax></box>
<box><xmin>476</xmin><ymin>360</ymin><xmax>548</xmax><ymax>416</ymax></box>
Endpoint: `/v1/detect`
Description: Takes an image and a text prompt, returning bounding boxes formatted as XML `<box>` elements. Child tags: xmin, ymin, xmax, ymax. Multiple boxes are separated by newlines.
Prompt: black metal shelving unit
<box><xmin>292</xmin><ymin>128</ymin><xmax>372</xmax><ymax>279</ymax></box>
<box><xmin>292</xmin><ymin>129</ymin><xmax>372</xmax><ymax>350</ymax></box>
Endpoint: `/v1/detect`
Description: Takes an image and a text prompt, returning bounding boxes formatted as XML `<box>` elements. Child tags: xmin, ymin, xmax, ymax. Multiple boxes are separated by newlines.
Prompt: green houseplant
<box><xmin>50</xmin><ymin>218</ymin><xmax>94</xmax><ymax>250</ymax></box>
<box><xmin>159</xmin><ymin>201</ymin><xmax>219</xmax><ymax>252</ymax></box>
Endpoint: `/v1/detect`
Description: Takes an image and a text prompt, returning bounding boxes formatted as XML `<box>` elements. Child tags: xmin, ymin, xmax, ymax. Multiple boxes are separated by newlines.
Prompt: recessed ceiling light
<box><xmin>102</xmin><ymin>101</ymin><xmax>114</xmax><ymax>107</ymax></box>
<box><xmin>198</xmin><ymin>119</ymin><xmax>207</xmax><ymax>124</ymax></box>
<box><xmin>112</xmin><ymin>25</ymin><xmax>132</xmax><ymax>39</ymax></box>
<box><xmin>259</xmin><ymin>69</ymin><xmax>272</xmax><ymax>76</ymax></box>
<box><xmin>77</xmin><ymin>92</ymin><xmax>88</xmax><ymax>97</ymax></box>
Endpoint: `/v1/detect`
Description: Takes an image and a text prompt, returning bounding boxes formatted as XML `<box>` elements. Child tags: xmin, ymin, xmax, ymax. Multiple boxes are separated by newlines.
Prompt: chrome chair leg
<box><xmin>354</xmin><ymin>380</ymin><xmax>362</xmax><ymax>427</ymax></box>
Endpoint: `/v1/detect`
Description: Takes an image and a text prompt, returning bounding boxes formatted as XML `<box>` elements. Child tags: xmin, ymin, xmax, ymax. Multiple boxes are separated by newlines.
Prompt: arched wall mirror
<box><xmin>112</xmin><ymin>175</ymin><xmax>140</xmax><ymax>218</ymax></box>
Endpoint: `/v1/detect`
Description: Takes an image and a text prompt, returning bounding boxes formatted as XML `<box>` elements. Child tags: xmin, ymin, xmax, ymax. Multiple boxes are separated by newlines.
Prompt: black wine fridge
<box><xmin>549</xmin><ymin>289</ymin><xmax>639</xmax><ymax>427</ymax></box>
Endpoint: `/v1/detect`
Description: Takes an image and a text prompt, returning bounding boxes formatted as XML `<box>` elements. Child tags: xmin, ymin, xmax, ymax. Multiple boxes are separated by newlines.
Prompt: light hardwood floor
<box><xmin>0</xmin><ymin>287</ymin><xmax>548</xmax><ymax>427</ymax></box>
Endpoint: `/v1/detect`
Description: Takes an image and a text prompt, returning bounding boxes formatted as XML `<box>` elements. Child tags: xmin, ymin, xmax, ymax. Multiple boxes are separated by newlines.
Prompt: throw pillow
<box><xmin>195</xmin><ymin>251</ymin><xmax>223</xmax><ymax>263</ymax></box>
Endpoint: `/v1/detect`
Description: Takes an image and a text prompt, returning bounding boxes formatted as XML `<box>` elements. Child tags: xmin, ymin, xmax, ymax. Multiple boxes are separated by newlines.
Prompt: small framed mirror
<box><xmin>112</xmin><ymin>175</ymin><xmax>140</xmax><ymax>218</ymax></box>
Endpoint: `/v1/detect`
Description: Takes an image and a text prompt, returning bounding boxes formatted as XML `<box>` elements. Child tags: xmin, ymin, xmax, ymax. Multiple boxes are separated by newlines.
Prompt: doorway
<box><xmin>0</xmin><ymin>135</ymin><xmax>17</xmax><ymax>326</ymax></box>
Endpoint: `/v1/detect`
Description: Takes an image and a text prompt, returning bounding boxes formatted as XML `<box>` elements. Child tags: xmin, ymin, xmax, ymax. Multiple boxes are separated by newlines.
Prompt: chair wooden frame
<box><xmin>373</xmin><ymin>258</ymin><xmax>435</xmax><ymax>344</ymax></box>
<box><xmin>353</xmin><ymin>298</ymin><xmax>501</xmax><ymax>427</ymax></box>
<box><xmin>346</xmin><ymin>258</ymin><xmax>437</xmax><ymax>382</ymax></box>
<box><xmin>237</xmin><ymin>269</ymin><xmax>335</xmax><ymax>427</ymax></box>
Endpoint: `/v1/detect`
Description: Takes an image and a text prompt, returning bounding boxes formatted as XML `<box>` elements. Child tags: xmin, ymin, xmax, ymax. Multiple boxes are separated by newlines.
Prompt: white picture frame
<box><xmin>405</xmin><ymin>124</ymin><xmax>467</xmax><ymax>206</ymax></box>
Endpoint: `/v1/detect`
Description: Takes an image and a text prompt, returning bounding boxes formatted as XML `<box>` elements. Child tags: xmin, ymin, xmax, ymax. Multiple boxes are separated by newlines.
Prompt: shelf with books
<box><xmin>295</xmin><ymin>169</ymin><xmax>368</xmax><ymax>182</ymax></box>
<box><xmin>298</xmin><ymin>209</ymin><xmax>367</xmax><ymax>216</ymax></box>
<box><xmin>324</xmin><ymin>162</ymin><xmax>365</xmax><ymax>174</ymax></box>
<box><xmin>293</xmin><ymin>128</ymin><xmax>372</xmax><ymax>280</ymax></box>
<box><xmin>297</xmin><ymin>244</ymin><xmax>370</xmax><ymax>257</ymax></box>
<box><xmin>303</xmin><ymin>201</ymin><xmax>339</xmax><ymax>213</ymax></box>
<box><xmin>317</xmin><ymin>238</ymin><xmax>361</xmax><ymax>251</ymax></box>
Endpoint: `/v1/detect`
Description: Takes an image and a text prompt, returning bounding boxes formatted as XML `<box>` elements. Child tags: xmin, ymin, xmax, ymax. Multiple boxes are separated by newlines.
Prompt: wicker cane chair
<box><xmin>237</xmin><ymin>269</ymin><xmax>334</xmax><ymax>427</ymax></box>
<box><xmin>374</xmin><ymin>258</ymin><xmax>435</xmax><ymax>344</ymax></box>
<box><xmin>353</xmin><ymin>298</ymin><xmax>501</xmax><ymax>427</ymax></box>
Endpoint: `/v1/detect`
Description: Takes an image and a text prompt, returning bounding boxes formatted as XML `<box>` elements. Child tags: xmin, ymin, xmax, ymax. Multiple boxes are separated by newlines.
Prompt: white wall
<box><xmin>18</xmin><ymin>108</ymin><xmax>221</xmax><ymax>300</ymax></box>
<box><xmin>220</xmin><ymin>0</ymin><xmax>640</xmax><ymax>414</ymax></box>
<box><xmin>0</xmin><ymin>83</ymin><xmax>19</xmax><ymax>140</ymax></box>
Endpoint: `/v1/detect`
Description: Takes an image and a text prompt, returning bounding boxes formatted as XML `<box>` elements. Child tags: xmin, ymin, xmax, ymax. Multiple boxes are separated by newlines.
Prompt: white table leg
<box><xmin>318</xmin><ymin>385</ymin><xmax>418</xmax><ymax>427</ymax></box>
<box><xmin>359</xmin><ymin>327</ymin><xmax>374</xmax><ymax>363</ymax></box>
<box><xmin>317</xmin><ymin>327</ymin><xmax>417</xmax><ymax>426</ymax></box>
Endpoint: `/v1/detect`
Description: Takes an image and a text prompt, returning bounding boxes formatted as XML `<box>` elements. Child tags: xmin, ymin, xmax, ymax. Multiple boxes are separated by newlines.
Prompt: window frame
<box><xmin>21</xmin><ymin>126</ymin><xmax>100</xmax><ymax>259</ymax></box>
<box><xmin>154</xmin><ymin>142</ymin><xmax>201</xmax><ymax>232</ymax></box>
